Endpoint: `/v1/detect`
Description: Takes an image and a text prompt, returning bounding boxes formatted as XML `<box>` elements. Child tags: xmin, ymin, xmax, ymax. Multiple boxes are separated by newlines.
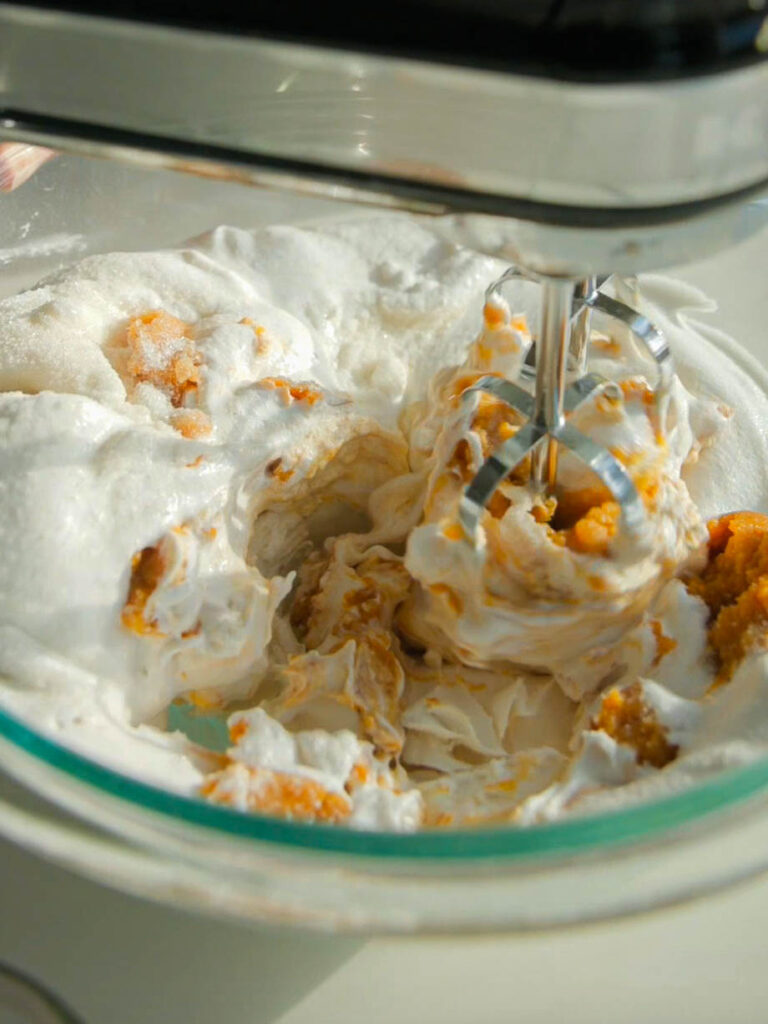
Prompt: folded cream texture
<box><xmin>1</xmin><ymin>215</ymin><xmax>768</xmax><ymax>830</ymax></box>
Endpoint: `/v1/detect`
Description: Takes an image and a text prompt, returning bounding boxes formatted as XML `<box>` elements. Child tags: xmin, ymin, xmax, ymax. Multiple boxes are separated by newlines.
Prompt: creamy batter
<box><xmin>2</xmin><ymin>215</ymin><xmax>768</xmax><ymax>831</ymax></box>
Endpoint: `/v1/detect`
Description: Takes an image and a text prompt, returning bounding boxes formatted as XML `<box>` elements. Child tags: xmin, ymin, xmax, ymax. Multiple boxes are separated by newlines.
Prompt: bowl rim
<box><xmin>4</xmin><ymin>701</ymin><xmax>768</xmax><ymax>862</ymax></box>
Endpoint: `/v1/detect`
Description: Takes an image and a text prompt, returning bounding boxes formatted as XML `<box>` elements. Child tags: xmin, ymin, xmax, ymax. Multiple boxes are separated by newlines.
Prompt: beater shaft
<box><xmin>570</xmin><ymin>277</ymin><xmax>596</xmax><ymax>375</ymax></box>
<box><xmin>531</xmin><ymin>278</ymin><xmax>574</xmax><ymax>492</ymax></box>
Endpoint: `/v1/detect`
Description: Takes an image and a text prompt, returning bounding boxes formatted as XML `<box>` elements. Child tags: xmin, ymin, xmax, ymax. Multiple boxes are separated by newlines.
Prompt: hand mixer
<box><xmin>1</xmin><ymin>0</ymin><xmax>767</xmax><ymax>535</ymax></box>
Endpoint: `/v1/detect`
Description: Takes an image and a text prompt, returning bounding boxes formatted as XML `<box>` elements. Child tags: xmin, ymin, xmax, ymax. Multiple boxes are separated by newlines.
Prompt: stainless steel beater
<box><xmin>457</xmin><ymin>271</ymin><xmax>672</xmax><ymax>537</ymax></box>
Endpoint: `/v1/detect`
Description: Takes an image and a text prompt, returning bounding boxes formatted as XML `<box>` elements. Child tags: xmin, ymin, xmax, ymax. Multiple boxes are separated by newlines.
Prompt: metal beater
<box><xmin>457</xmin><ymin>270</ymin><xmax>671</xmax><ymax>537</ymax></box>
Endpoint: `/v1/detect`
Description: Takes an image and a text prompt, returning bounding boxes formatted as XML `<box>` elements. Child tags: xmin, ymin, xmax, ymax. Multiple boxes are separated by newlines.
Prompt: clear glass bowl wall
<box><xmin>2</xmin><ymin>153</ymin><xmax>768</xmax><ymax>934</ymax></box>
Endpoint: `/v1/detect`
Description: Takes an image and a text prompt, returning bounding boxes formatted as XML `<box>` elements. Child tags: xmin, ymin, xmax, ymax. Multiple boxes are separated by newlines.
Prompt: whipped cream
<box><xmin>203</xmin><ymin>707</ymin><xmax>422</xmax><ymax>830</ymax></box>
<box><xmin>1</xmin><ymin>214</ymin><xmax>767</xmax><ymax>830</ymax></box>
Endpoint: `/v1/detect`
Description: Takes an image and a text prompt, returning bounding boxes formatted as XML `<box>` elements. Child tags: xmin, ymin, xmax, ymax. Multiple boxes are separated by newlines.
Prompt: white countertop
<box><xmin>3</xmin><ymin>832</ymin><xmax>768</xmax><ymax>1024</ymax></box>
<box><xmin>2</xmin><ymin>213</ymin><xmax>768</xmax><ymax>1024</ymax></box>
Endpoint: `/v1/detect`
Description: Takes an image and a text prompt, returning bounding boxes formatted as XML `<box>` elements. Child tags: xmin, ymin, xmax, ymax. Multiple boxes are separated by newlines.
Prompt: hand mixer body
<box><xmin>11</xmin><ymin>0</ymin><xmax>767</xmax><ymax>79</ymax></box>
<box><xmin>0</xmin><ymin>0</ymin><xmax>766</xmax><ymax>275</ymax></box>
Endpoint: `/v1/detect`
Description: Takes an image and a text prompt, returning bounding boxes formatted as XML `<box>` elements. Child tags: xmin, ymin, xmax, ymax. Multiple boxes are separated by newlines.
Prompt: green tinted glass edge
<box><xmin>3</xmin><ymin>702</ymin><xmax>768</xmax><ymax>860</ymax></box>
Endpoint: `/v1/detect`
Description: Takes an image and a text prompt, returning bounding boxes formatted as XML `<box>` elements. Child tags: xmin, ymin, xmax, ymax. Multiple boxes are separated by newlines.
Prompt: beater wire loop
<box><xmin>458</xmin><ymin>270</ymin><xmax>668</xmax><ymax>540</ymax></box>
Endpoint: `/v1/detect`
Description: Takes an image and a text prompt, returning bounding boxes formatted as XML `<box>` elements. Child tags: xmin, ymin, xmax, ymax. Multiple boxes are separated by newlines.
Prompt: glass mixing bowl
<box><xmin>2</xmin><ymin>153</ymin><xmax>768</xmax><ymax>934</ymax></box>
